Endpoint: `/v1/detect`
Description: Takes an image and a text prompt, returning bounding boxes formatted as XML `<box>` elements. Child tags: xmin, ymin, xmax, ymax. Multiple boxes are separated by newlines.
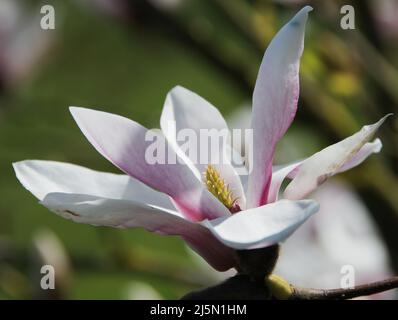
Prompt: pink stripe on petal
<box><xmin>70</xmin><ymin>107</ymin><xmax>230</xmax><ymax>221</ymax></box>
<box><xmin>161</xmin><ymin>86</ymin><xmax>246</xmax><ymax>209</ymax></box>
<box><xmin>247</xmin><ymin>6</ymin><xmax>312</xmax><ymax>208</ymax></box>
<box><xmin>182</xmin><ymin>232</ymin><xmax>237</xmax><ymax>272</ymax></box>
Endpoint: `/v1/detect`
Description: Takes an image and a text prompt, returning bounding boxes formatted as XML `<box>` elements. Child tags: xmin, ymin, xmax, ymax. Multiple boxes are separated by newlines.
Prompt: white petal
<box><xmin>284</xmin><ymin>115</ymin><xmax>391</xmax><ymax>200</ymax></box>
<box><xmin>338</xmin><ymin>138</ymin><xmax>382</xmax><ymax>173</ymax></box>
<box><xmin>226</xmin><ymin>106</ymin><xmax>252</xmax><ymax>177</ymax></box>
<box><xmin>160</xmin><ymin>86</ymin><xmax>225</xmax><ymax>178</ymax></box>
<box><xmin>69</xmin><ymin>106</ymin><xmax>230</xmax><ymax>221</ymax></box>
<box><xmin>160</xmin><ymin>86</ymin><xmax>246</xmax><ymax>208</ymax></box>
<box><xmin>13</xmin><ymin>160</ymin><xmax>175</xmax><ymax>210</ymax></box>
<box><xmin>202</xmin><ymin>199</ymin><xmax>319</xmax><ymax>250</ymax></box>
<box><xmin>273</xmin><ymin>139</ymin><xmax>381</xmax><ymax>203</ymax></box>
<box><xmin>247</xmin><ymin>6</ymin><xmax>312</xmax><ymax>208</ymax></box>
<box><xmin>41</xmin><ymin>193</ymin><xmax>236</xmax><ymax>271</ymax></box>
<box><xmin>268</xmin><ymin>161</ymin><xmax>303</xmax><ymax>203</ymax></box>
<box><xmin>41</xmin><ymin>193</ymin><xmax>183</xmax><ymax>229</ymax></box>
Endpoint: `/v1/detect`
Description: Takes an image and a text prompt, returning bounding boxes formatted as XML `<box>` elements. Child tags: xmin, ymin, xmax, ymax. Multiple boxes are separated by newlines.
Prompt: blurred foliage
<box><xmin>0</xmin><ymin>0</ymin><xmax>397</xmax><ymax>299</ymax></box>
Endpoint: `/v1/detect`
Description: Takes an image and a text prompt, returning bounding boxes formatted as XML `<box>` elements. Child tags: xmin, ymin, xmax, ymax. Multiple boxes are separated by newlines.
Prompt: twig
<box><xmin>292</xmin><ymin>277</ymin><xmax>398</xmax><ymax>300</ymax></box>
<box><xmin>182</xmin><ymin>275</ymin><xmax>398</xmax><ymax>300</ymax></box>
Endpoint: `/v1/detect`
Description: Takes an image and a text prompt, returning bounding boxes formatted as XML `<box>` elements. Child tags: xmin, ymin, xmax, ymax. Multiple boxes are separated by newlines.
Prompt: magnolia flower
<box><xmin>13</xmin><ymin>6</ymin><xmax>389</xmax><ymax>272</ymax></box>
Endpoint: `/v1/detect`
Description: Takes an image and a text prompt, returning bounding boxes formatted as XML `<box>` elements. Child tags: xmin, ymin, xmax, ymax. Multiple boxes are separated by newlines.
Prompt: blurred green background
<box><xmin>0</xmin><ymin>0</ymin><xmax>397</xmax><ymax>299</ymax></box>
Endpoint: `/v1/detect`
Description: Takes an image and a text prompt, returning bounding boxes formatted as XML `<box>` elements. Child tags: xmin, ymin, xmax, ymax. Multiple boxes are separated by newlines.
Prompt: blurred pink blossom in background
<box><xmin>276</xmin><ymin>181</ymin><xmax>395</xmax><ymax>299</ymax></box>
<box><xmin>0</xmin><ymin>0</ymin><xmax>54</xmax><ymax>88</ymax></box>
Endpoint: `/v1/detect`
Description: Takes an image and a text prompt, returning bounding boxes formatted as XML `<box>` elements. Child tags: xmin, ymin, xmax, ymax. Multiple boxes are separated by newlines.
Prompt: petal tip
<box><xmin>12</xmin><ymin>160</ymin><xmax>46</xmax><ymax>201</ymax></box>
<box><xmin>306</xmin><ymin>199</ymin><xmax>320</xmax><ymax>214</ymax></box>
<box><xmin>366</xmin><ymin>113</ymin><xmax>393</xmax><ymax>132</ymax></box>
<box><xmin>290</xmin><ymin>5</ymin><xmax>313</xmax><ymax>27</ymax></box>
<box><xmin>12</xmin><ymin>159</ymin><xmax>29</xmax><ymax>176</ymax></box>
<box><xmin>12</xmin><ymin>160</ymin><xmax>21</xmax><ymax>170</ymax></box>
<box><xmin>383</xmin><ymin>112</ymin><xmax>394</xmax><ymax>121</ymax></box>
<box><xmin>12</xmin><ymin>161</ymin><xmax>24</xmax><ymax>182</ymax></box>
<box><xmin>377</xmin><ymin>113</ymin><xmax>393</xmax><ymax>125</ymax></box>
<box><xmin>171</xmin><ymin>85</ymin><xmax>185</xmax><ymax>92</ymax></box>
<box><xmin>69</xmin><ymin>107</ymin><xmax>108</xmax><ymax>130</ymax></box>
<box><xmin>69</xmin><ymin>106</ymin><xmax>87</xmax><ymax>121</ymax></box>
<box><xmin>69</xmin><ymin>105</ymin><xmax>79</xmax><ymax>112</ymax></box>
<box><xmin>69</xmin><ymin>106</ymin><xmax>88</xmax><ymax>116</ymax></box>
<box><xmin>168</xmin><ymin>85</ymin><xmax>193</xmax><ymax>99</ymax></box>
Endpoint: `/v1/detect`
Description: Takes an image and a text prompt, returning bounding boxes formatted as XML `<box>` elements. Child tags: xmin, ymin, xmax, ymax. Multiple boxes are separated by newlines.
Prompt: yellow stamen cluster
<box><xmin>204</xmin><ymin>165</ymin><xmax>235</xmax><ymax>210</ymax></box>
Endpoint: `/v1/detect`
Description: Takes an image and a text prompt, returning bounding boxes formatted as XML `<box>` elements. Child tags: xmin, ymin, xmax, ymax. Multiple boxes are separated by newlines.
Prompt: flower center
<box><xmin>204</xmin><ymin>164</ymin><xmax>240</xmax><ymax>213</ymax></box>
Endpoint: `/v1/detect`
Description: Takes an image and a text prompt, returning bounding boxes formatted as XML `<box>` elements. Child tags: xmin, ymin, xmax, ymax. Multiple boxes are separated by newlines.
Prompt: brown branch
<box><xmin>182</xmin><ymin>275</ymin><xmax>398</xmax><ymax>300</ymax></box>
<box><xmin>292</xmin><ymin>277</ymin><xmax>398</xmax><ymax>300</ymax></box>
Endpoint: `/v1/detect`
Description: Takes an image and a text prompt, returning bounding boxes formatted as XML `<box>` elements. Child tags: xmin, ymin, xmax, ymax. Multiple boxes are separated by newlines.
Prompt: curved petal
<box><xmin>41</xmin><ymin>193</ymin><xmax>183</xmax><ymax>229</ymax></box>
<box><xmin>202</xmin><ymin>199</ymin><xmax>319</xmax><ymax>250</ymax></box>
<box><xmin>13</xmin><ymin>160</ymin><xmax>175</xmax><ymax>211</ymax></box>
<box><xmin>181</xmin><ymin>233</ymin><xmax>236</xmax><ymax>272</ymax></box>
<box><xmin>41</xmin><ymin>193</ymin><xmax>235</xmax><ymax>271</ymax></box>
<box><xmin>338</xmin><ymin>138</ymin><xmax>382</xmax><ymax>173</ymax></box>
<box><xmin>268</xmin><ymin>161</ymin><xmax>303</xmax><ymax>203</ymax></box>
<box><xmin>286</xmin><ymin>140</ymin><xmax>382</xmax><ymax>181</ymax></box>
<box><xmin>247</xmin><ymin>6</ymin><xmax>312</xmax><ymax>208</ymax></box>
<box><xmin>69</xmin><ymin>107</ymin><xmax>230</xmax><ymax>221</ymax></box>
<box><xmin>160</xmin><ymin>86</ymin><xmax>246</xmax><ymax>209</ymax></box>
<box><xmin>160</xmin><ymin>86</ymin><xmax>226</xmax><ymax>178</ymax></box>
<box><xmin>271</xmin><ymin>139</ymin><xmax>382</xmax><ymax>203</ymax></box>
<box><xmin>284</xmin><ymin>115</ymin><xmax>391</xmax><ymax>200</ymax></box>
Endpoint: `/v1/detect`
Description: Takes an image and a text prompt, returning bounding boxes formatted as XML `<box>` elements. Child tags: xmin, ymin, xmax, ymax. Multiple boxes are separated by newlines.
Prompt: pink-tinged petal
<box><xmin>181</xmin><ymin>233</ymin><xmax>236</xmax><ymax>272</ymax></box>
<box><xmin>271</xmin><ymin>139</ymin><xmax>381</xmax><ymax>202</ymax></box>
<box><xmin>338</xmin><ymin>138</ymin><xmax>382</xmax><ymax>173</ymax></box>
<box><xmin>268</xmin><ymin>161</ymin><xmax>303</xmax><ymax>203</ymax></box>
<box><xmin>226</xmin><ymin>107</ymin><xmax>253</xmax><ymax>181</ymax></box>
<box><xmin>41</xmin><ymin>193</ymin><xmax>184</xmax><ymax>229</ymax></box>
<box><xmin>41</xmin><ymin>193</ymin><xmax>235</xmax><ymax>271</ymax></box>
<box><xmin>284</xmin><ymin>115</ymin><xmax>391</xmax><ymax>200</ymax></box>
<box><xmin>247</xmin><ymin>6</ymin><xmax>312</xmax><ymax>208</ymax></box>
<box><xmin>13</xmin><ymin>160</ymin><xmax>175</xmax><ymax>211</ymax></box>
<box><xmin>202</xmin><ymin>199</ymin><xmax>319</xmax><ymax>250</ymax></box>
<box><xmin>160</xmin><ymin>86</ymin><xmax>226</xmax><ymax>177</ymax></box>
<box><xmin>160</xmin><ymin>86</ymin><xmax>246</xmax><ymax>208</ymax></box>
<box><xmin>287</xmin><ymin>140</ymin><xmax>382</xmax><ymax>181</ymax></box>
<box><xmin>69</xmin><ymin>107</ymin><xmax>230</xmax><ymax>221</ymax></box>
